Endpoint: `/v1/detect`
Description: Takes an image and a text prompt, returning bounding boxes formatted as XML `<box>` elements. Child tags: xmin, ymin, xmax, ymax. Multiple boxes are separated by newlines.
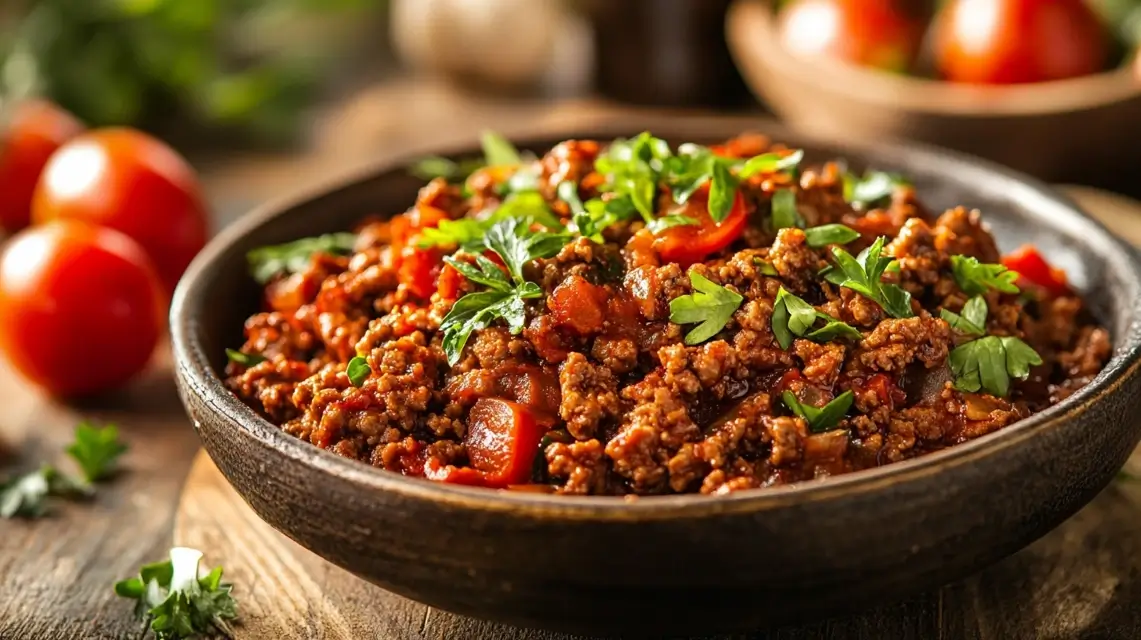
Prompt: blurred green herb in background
<box><xmin>0</xmin><ymin>0</ymin><xmax>385</xmax><ymax>145</ymax></box>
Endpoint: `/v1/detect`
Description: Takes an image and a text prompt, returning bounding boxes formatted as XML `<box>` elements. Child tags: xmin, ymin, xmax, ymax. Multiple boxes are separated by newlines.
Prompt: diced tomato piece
<box><xmin>549</xmin><ymin>275</ymin><xmax>607</xmax><ymax>334</ymax></box>
<box><xmin>858</xmin><ymin>373</ymin><xmax>905</xmax><ymax>410</ymax></box>
<box><xmin>398</xmin><ymin>245</ymin><xmax>443</xmax><ymax>300</ymax></box>
<box><xmin>391</xmin><ymin>206</ymin><xmax>448</xmax><ymax>248</ymax></box>
<box><xmin>654</xmin><ymin>183</ymin><xmax>748</xmax><ymax>266</ymax></box>
<box><xmin>1001</xmin><ymin>245</ymin><xmax>1069</xmax><ymax>297</ymax></box>
<box><xmin>708</xmin><ymin>133</ymin><xmax>770</xmax><ymax>159</ymax></box>
<box><xmin>436</xmin><ymin>263</ymin><xmax>463</xmax><ymax>300</ymax></box>
<box><xmin>463</xmin><ymin>398</ymin><xmax>546</xmax><ymax>487</ymax></box>
<box><xmin>445</xmin><ymin>364</ymin><xmax>561</xmax><ymax>416</ymax></box>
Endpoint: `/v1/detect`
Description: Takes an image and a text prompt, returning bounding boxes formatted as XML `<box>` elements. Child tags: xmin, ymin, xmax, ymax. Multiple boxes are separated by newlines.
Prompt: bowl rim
<box><xmin>171</xmin><ymin>113</ymin><xmax>1141</xmax><ymax>521</ymax></box>
<box><xmin>726</xmin><ymin>0</ymin><xmax>1141</xmax><ymax>117</ymax></box>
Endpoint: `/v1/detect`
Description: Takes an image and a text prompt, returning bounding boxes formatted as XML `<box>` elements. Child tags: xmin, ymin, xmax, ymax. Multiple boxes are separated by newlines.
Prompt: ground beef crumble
<box><xmin>226</xmin><ymin>134</ymin><xmax>1112</xmax><ymax>496</ymax></box>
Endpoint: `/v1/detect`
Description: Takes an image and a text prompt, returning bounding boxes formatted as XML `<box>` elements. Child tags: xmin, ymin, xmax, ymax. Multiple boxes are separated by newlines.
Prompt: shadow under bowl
<box><xmin>170</xmin><ymin>113</ymin><xmax>1141</xmax><ymax>636</ymax></box>
<box><xmin>726</xmin><ymin>0</ymin><xmax>1141</xmax><ymax>188</ymax></box>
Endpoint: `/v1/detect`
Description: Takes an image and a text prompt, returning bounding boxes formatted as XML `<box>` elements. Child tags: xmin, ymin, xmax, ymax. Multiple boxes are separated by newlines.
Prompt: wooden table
<box><xmin>3</xmin><ymin>87</ymin><xmax>1141</xmax><ymax>638</ymax></box>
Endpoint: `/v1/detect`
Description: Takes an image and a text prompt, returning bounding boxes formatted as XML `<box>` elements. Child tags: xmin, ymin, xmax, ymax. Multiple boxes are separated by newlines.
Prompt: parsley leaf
<box><xmin>664</xmin><ymin>144</ymin><xmax>715</xmax><ymax>205</ymax></box>
<box><xmin>1</xmin><ymin>464</ymin><xmax>92</xmax><ymax>519</ymax></box>
<box><xmin>950</xmin><ymin>255</ymin><xmax>1020</xmax><ymax>296</ymax></box>
<box><xmin>738</xmin><ymin>149</ymin><xmax>804</xmax><ymax>178</ymax></box>
<box><xmin>843</xmin><ymin>170</ymin><xmax>909</xmax><ymax>209</ymax></box>
<box><xmin>481</xmin><ymin>130</ymin><xmax>521</xmax><ymax>167</ymax></box>
<box><xmin>224</xmin><ymin>349</ymin><xmax>265</xmax><ymax>367</ymax></box>
<box><xmin>417</xmin><ymin>218</ymin><xmax>490</xmax><ymax>252</ymax></box>
<box><xmin>669</xmin><ymin>272</ymin><xmax>744</xmax><ymax>345</ymax></box>
<box><xmin>708</xmin><ymin>161</ymin><xmax>739</xmax><ymax>223</ymax></box>
<box><xmin>408</xmin><ymin>155</ymin><xmax>485</xmax><ymax>182</ymax></box>
<box><xmin>781</xmin><ymin>390</ymin><xmax>855</xmax><ymax>433</ymax></box>
<box><xmin>247</xmin><ymin>233</ymin><xmax>356</xmax><ymax>284</ymax></box>
<box><xmin>595</xmin><ymin>132</ymin><xmax>671</xmax><ymax>221</ymax></box>
<box><xmin>574</xmin><ymin>196</ymin><xmax>639</xmax><ymax>241</ymax></box>
<box><xmin>772</xmin><ymin>286</ymin><xmax>862</xmax><ymax>349</ymax></box>
<box><xmin>439</xmin><ymin>219</ymin><xmax>567</xmax><ymax>365</ymax></box>
<box><xmin>115</xmin><ymin>547</ymin><xmax>238</xmax><ymax>640</ymax></box>
<box><xmin>940</xmin><ymin>296</ymin><xmax>988</xmax><ymax>336</ymax></box>
<box><xmin>770</xmin><ymin>189</ymin><xmax>803</xmax><ymax>230</ymax></box>
<box><xmin>346</xmin><ymin>356</ymin><xmax>371</xmax><ymax>387</ymax></box>
<box><xmin>492</xmin><ymin>192</ymin><xmax>565</xmax><ymax>231</ymax></box>
<box><xmin>804</xmin><ymin>224</ymin><xmax>860</xmax><ymax>248</ymax></box>
<box><xmin>66</xmin><ymin>422</ymin><xmax>128</xmax><ymax>483</ymax></box>
<box><xmin>830</xmin><ymin>237</ymin><xmax>913</xmax><ymax>318</ymax></box>
<box><xmin>647</xmin><ymin>214</ymin><xmax>699</xmax><ymax>234</ymax></box>
<box><xmin>755</xmin><ymin>259</ymin><xmax>779</xmax><ymax>276</ymax></box>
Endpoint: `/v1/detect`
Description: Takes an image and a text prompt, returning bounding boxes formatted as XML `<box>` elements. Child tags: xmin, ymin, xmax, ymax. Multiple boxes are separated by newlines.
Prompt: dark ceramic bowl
<box><xmin>170</xmin><ymin>114</ymin><xmax>1141</xmax><ymax>636</ymax></box>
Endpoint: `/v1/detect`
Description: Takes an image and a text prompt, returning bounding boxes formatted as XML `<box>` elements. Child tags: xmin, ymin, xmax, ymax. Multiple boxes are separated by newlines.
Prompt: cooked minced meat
<box><xmin>224</xmin><ymin>132</ymin><xmax>1110</xmax><ymax>496</ymax></box>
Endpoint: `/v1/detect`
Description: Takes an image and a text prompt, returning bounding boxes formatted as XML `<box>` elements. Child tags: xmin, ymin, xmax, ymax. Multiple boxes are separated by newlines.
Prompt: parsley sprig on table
<box><xmin>782</xmin><ymin>390</ymin><xmax>855</xmax><ymax>433</ymax></box>
<box><xmin>950</xmin><ymin>255</ymin><xmax>1020</xmax><ymax>296</ymax></box>
<box><xmin>668</xmin><ymin>272</ymin><xmax>744</xmax><ymax>345</ymax></box>
<box><xmin>1</xmin><ymin>423</ymin><xmax>127</xmax><ymax>518</ymax></box>
<box><xmin>246</xmin><ymin>233</ymin><xmax>356</xmax><ymax>284</ymax></box>
<box><xmin>439</xmin><ymin>218</ymin><xmax>570</xmax><ymax>365</ymax></box>
<box><xmin>115</xmin><ymin>547</ymin><xmax>238</xmax><ymax>640</ymax></box>
<box><xmin>827</xmin><ymin>237</ymin><xmax>913</xmax><ymax>318</ymax></box>
<box><xmin>771</xmin><ymin>287</ymin><xmax>863</xmax><ymax>350</ymax></box>
<box><xmin>943</xmin><ymin>295</ymin><xmax>1042</xmax><ymax>397</ymax></box>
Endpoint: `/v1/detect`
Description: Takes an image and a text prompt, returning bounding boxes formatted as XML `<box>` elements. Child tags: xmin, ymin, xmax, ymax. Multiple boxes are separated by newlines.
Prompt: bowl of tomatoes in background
<box><xmin>726</xmin><ymin>0</ymin><xmax>1141</xmax><ymax>189</ymax></box>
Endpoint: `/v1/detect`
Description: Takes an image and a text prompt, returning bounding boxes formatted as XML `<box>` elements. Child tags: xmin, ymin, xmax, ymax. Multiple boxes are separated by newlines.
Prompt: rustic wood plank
<box><xmin>0</xmin><ymin>347</ymin><xmax>202</xmax><ymax>640</ymax></box>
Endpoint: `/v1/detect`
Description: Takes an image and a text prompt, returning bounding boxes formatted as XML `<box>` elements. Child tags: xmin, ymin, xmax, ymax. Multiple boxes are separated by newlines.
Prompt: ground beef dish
<box><xmin>225</xmin><ymin>133</ymin><xmax>1111</xmax><ymax>496</ymax></box>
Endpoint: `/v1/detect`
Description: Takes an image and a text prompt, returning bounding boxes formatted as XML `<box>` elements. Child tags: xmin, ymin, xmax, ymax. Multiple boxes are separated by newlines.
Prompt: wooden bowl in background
<box><xmin>726</xmin><ymin>0</ymin><xmax>1141</xmax><ymax>188</ymax></box>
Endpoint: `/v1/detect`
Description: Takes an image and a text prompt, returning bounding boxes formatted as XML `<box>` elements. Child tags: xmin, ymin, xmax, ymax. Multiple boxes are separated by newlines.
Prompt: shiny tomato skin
<box><xmin>0</xmin><ymin>100</ymin><xmax>84</xmax><ymax>233</ymax></box>
<box><xmin>0</xmin><ymin>220</ymin><xmax>163</xmax><ymax>397</ymax></box>
<box><xmin>933</xmin><ymin>0</ymin><xmax>1107</xmax><ymax>84</ymax></box>
<box><xmin>778</xmin><ymin>0</ymin><xmax>926</xmax><ymax>72</ymax></box>
<box><xmin>32</xmin><ymin>128</ymin><xmax>209</xmax><ymax>293</ymax></box>
<box><xmin>464</xmin><ymin>398</ymin><xmax>546</xmax><ymax>487</ymax></box>
<box><xmin>1001</xmin><ymin>244</ymin><xmax>1070</xmax><ymax>296</ymax></box>
<box><xmin>654</xmin><ymin>184</ymin><xmax>748</xmax><ymax>266</ymax></box>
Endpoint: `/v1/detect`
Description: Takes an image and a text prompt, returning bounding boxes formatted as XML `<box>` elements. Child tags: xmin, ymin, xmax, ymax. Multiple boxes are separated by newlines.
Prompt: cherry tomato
<box><xmin>1001</xmin><ymin>245</ymin><xmax>1070</xmax><ymax>296</ymax></box>
<box><xmin>654</xmin><ymin>183</ymin><xmax>748</xmax><ymax>266</ymax></box>
<box><xmin>32</xmin><ymin>128</ymin><xmax>209</xmax><ymax>293</ymax></box>
<box><xmin>933</xmin><ymin>0</ymin><xmax>1107</xmax><ymax>84</ymax></box>
<box><xmin>778</xmin><ymin>0</ymin><xmax>927</xmax><ymax>72</ymax></box>
<box><xmin>0</xmin><ymin>100</ymin><xmax>84</xmax><ymax>233</ymax></box>
<box><xmin>0</xmin><ymin>220</ymin><xmax>163</xmax><ymax>397</ymax></box>
<box><xmin>465</xmin><ymin>398</ymin><xmax>547</xmax><ymax>487</ymax></box>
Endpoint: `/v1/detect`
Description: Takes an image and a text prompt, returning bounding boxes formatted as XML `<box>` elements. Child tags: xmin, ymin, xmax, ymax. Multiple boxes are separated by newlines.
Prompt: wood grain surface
<box><xmin>1</xmin><ymin>177</ymin><xmax>1140</xmax><ymax>639</ymax></box>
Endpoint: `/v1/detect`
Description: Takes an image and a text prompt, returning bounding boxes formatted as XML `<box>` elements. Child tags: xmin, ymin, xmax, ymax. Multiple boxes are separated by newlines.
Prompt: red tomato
<box><xmin>0</xmin><ymin>100</ymin><xmax>84</xmax><ymax>233</ymax></box>
<box><xmin>463</xmin><ymin>398</ymin><xmax>546</xmax><ymax>487</ymax></box>
<box><xmin>548</xmin><ymin>275</ymin><xmax>608</xmax><ymax>334</ymax></box>
<box><xmin>778</xmin><ymin>0</ymin><xmax>927</xmax><ymax>72</ymax></box>
<box><xmin>933</xmin><ymin>0</ymin><xmax>1107</xmax><ymax>84</ymax></box>
<box><xmin>0</xmin><ymin>220</ymin><xmax>163</xmax><ymax>397</ymax></box>
<box><xmin>32</xmin><ymin>128</ymin><xmax>209</xmax><ymax>293</ymax></box>
<box><xmin>1001</xmin><ymin>245</ymin><xmax>1070</xmax><ymax>296</ymax></box>
<box><xmin>398</xmin><ymin>245</ymin><xmax>443</xmax><ymax>300</ymax></box>
<box><xmin>654</xmin><ymin>184</ymin><xmax>748</xmax><ymax>266</ymax></box>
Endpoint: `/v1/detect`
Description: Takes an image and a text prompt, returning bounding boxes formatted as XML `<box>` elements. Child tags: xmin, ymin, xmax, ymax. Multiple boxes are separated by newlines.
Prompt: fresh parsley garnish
<box><xmin>940</xmin><ymin>296</ymin><xmax>988</xmax><ymax>337</ymax></box>
<box><xmin>782</xmin><ymin>390</ymin><xmax>855</xmax><ymax>433</ymax></box>
<box><xmin>595</xmin><ymin>132</ymin><xmax>671</xmax><ymax>221</ymax></box>
<box><xmin>944</xmin><ymin>296</ymin><xmax>1042</xmax><ymax>397</ymax></box>
<box><xmin>224</xmin><ymin>349</ymin><xmax>265</xmax><ymax>367</ymax></box>
<box><xmin>66</xmin><ymin>422</ymin><xmax>128</xmax><ymax>483</ymax></box>
<box><xmin>493</xmin><ymin>191</ymin><xmax>564</xmax><ymax>231</ymax></box>
<box><xmin>115</xmin><ymin>547</ymin><xmax>238</xmax><ymax>640</ymax></box>
<box><xmin>417</xmin><ymin>218</ymin><xmax>490</xmax><ymax>252</ymax></box>
<box><xmin>0</xmin><ymin>464</ymin><xmax>92</xmax><ymax>518</ymax></box>
<box><xmin>843</xmin><ymin>170</ymin><xmax>909</xmax><ymax>209</ymax></box>
<box><xmin>770</xmin><ymin>189</ymin><xmax>803</xmax><ymax>230</ymax></box>
<box><xmin>707</xmin><ymin>160</ymin><xmax>739</xmax><ymax>223</ymax></box>
<box><xmin>481</xmin><ymin>130</ymin><xmax>522</xmax><ymax>167</ymax></box>
<box><xmin>755</xmin><ymin>259</ymin><xmax>779</xmax><ymax>276</ymax></box>
<box><xmin>950</xmin><ymin>336</ymin><xmax>1042</xmax><ymax>398</ymax></box>
<box><xmin>346</xmin><ymin>356</ymin><xmax>371</xmax><ymax>387</ymax></box>
<box><xmin>573</xmin><ymin>196</ymin><xmax>639</xmax><ymax>241</ymax></box>
<box><xmin>739</xmin><ymin>149</ymin><xmax>804</xmax><ymax>178</ymax></box>
<box><xmin>829</xmin><ymin>237</ymin><xmax>913</xmax><ymax>318</ymax></box>
<box><xmin>771</xmin><ymin>286</ymin><xmax>862</xmax><ymax>349</ymax></box>
<box><xmin>950</xmin><ymin>255</ymin><xmax>1020</xmax><ymax>296</ymax></box>
<box><xmin>408</xmin><ymin>155</ymin><xmax>485</xmax><ymax>182</ymax></box>
<box><xmin>804</xmin><ymin>224</ymin><xmax>860</xmax><ymax>248</ymax></box>
<box><xmin>668</xmin><ymin>272</ymin><xmax>744</xmax><ymax>345</ymax></box>
<box><xmin>646</xmin><ymin>214</ymin><xmax>699</xmax><ymax>234</ymax></box>
<box><xmin>439</xmin><ymin>218</ymin><xmax>570</xmax><ymax>365</ymax></box>
<box><xmin>247</xmin><ymin>233</ymin><xmax>356</xmax><ymax>284</ymax></box>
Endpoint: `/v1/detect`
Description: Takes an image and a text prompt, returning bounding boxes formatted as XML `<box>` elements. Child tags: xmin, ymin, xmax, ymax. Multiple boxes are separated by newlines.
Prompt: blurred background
<box><xmin>3</xmin><ymin>0</ymin><xmax>1141</xmax><ymax>225</ymax></box>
